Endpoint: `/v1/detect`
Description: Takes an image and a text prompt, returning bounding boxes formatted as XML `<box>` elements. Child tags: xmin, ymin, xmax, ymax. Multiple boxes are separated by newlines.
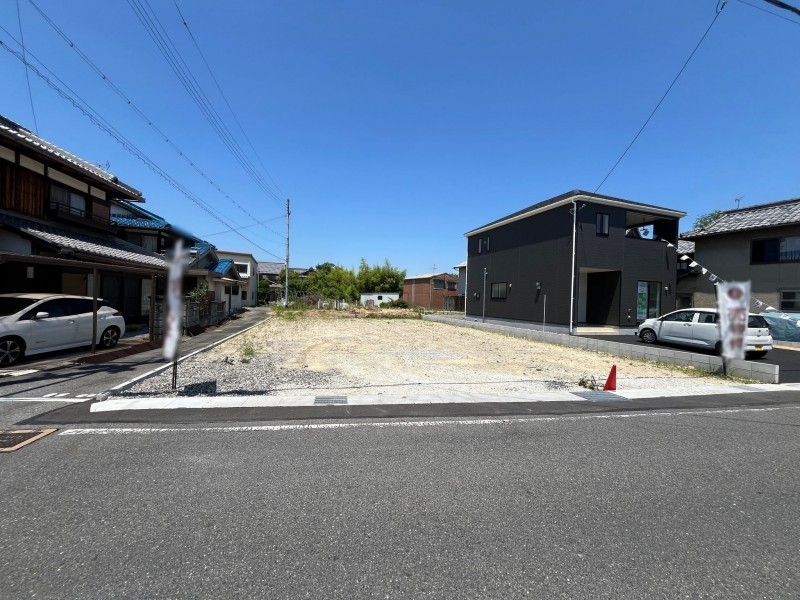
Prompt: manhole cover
<box><xmin>0</xmin><ymin>429</ymin><xmax>58</xmax><ymax>452</ymax></box>
<box><xmin>314</xmin><ymin>396</ymin><xmax>348</xmax><ymax>405</ymax></box>
<box><xmin>571</xmin><ymin>391</ymin><xmax>629</xmax><ymax>402</ymax></box>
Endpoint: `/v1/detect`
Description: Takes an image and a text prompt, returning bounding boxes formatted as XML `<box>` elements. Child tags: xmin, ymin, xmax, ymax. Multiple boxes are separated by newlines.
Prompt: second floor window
<box><xmin>596</xmin><ymin>213</ymin><xmax>609</xmax><ymax>236</ymax></box>
<box><xmin>433</xmin><ymin>279</ymin><xmax>445</xmax><ymax>289</ymax></box>
<box><xmin>50</xmin><ymin>183</ymin><xmax>87</xmax><ymax>216</ymax></box>
<box><xmin>752</xmin><ymin>236</ymin><xmax>800</xmax><ymax>263</ymax></box>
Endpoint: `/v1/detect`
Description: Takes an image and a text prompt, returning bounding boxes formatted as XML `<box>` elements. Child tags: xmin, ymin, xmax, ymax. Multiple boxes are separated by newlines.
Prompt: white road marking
<box><xmin>0</xmin><ymin>369</ymin><xmax>39</xmax><ymax>377</ymax></box>
<box><xmin>43</xmin><ymin>392</ymin><xmax>59</xmax><ymax>397</ymax></box>
<box><xmin>0</xmin><ymin>397</ymin><xmax>87</xmax><ymax>403</ymax></box>
<box><xmin>60</xmin><ymin>406</ymin><xmax>798</xmax><ymax>436</ymax></box>
<box><xmin>54</xmin><ymin>393</ymin><xmax>71</xmax><ymax>397</ymax></box>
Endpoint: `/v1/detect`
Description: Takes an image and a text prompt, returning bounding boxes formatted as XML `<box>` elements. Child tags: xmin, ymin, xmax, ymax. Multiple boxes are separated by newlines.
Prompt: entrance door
<box><xmin>586</xmin><ymin>271</ymin><xmax>621</xmax><ymax>325</ymax></box>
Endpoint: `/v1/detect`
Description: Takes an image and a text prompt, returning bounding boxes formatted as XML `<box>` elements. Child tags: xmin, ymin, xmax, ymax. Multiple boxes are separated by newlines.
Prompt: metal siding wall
<box><xmin>466</xmin><ymin>207</ymin><xmax>572</xmax><ymax>324</ymax></box>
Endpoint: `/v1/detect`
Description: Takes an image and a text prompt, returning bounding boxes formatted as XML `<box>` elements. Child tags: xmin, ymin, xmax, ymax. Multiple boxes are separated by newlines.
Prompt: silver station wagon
<box><xmin>637</xmin><ymin>308</ymin><xmax>773</xmax><ymax>359</ymax></box>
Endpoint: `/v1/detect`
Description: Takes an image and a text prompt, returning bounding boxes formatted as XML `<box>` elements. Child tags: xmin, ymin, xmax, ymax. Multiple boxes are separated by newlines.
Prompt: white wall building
<box><xmin>217</xmin><ymin>250</ymin><xmax>259</xmax><ymax>307</ymax></box>
<box><xmin>360</xmin><ymin>292</ymin><xmax>400</xmax><ymax>307</ymax></box>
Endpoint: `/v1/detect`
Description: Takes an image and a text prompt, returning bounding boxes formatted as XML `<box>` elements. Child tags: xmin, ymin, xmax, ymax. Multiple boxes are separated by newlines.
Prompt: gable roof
<box><xmin>681</xmin><ymin>198</ymin><xmax>800</xmax><ymax>239</ymax></box>
<box><xmin>0</xmin><ymin>115</ymin><xmax>143</xmax><ymax>200</ymax></box>
<box><xmin>677</xmin><ymin>240</ymin><xmax>695</xmax><ymax>255</ymax></box>
<box><xmin>465</xmin><ymin>189</ymin><xmax>685</xmax><ymax>237</ymax></box>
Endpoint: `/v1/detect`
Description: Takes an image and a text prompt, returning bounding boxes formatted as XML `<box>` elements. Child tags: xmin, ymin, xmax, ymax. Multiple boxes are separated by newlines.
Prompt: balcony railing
<box><xmin>47</xmin><ymin>202</ymin><xmax>117</xmax><ymax>232</ymax></box>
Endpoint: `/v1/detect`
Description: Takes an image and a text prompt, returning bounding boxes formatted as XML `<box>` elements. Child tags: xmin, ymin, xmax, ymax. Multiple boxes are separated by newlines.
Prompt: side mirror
<box><xmin>34</xmin><ymin>311</ymin><xmax>50</xmax><ymax>319</ymax></box>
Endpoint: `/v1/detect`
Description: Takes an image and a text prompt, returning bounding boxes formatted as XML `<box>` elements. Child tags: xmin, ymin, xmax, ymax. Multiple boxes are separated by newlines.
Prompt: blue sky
<box><xmin>1</xmin><ymin>0</ymin><xmax>798</xmax><ymax>276</ymax></box>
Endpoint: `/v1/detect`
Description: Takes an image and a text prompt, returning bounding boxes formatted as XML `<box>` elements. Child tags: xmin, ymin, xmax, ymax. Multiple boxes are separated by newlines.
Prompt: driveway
<box><xmin>581</xmin><ymin>333</ymin><xmax>800</xmax><ymax>383</ymax></box>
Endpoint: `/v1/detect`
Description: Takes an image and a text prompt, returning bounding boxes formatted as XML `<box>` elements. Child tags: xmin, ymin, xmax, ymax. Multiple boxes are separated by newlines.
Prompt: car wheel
<box><xmin>640</xmin><ymin>329</ymin><xmax>657</xmax><ymax>344</ymax></box>
<box><xmin>746</xmin><ymin>351</ymin><xmax>767</xmax><ymax>360</ymax></box>
<box><xmin>0</xmin><ymin>337</ymin><xmax>25</xmax><ymax>366</ymax></box>
<box><xmin>100</xmin><ymin>327</ymin><xmax>120</xmax><ymax>349</ymax></box>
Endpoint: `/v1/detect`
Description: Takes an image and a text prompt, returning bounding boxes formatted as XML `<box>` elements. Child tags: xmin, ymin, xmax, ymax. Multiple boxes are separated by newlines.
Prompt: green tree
<box><xmin>305</xmin><ymin>264</ymin><xmax>359</xmax><ymax>301</ymax></box>
<box><xmin>277</xmin><ymin>269</ymin><xmax>308</xmax><ymax>296</ymax></box>
<box><xmin>356</xmin><ymin>259</ymin><xmax>406</xmax><ymax>293</ymax></box>
<box><xmin>694</xmin><ymin>210</ymin><xmax>722</xmax><ymax>229</ymax></box>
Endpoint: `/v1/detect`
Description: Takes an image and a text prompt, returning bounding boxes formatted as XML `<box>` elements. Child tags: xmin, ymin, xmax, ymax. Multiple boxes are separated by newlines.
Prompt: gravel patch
<box><xmin>121</xmin><ymin>312</ymin><xmax>745</xmax><ymax>398</ymax></box>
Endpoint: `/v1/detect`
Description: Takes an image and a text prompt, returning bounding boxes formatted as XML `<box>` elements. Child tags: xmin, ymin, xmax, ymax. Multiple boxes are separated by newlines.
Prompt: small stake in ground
<box><xmin>603</xmin><ymin>364</ymin><xmax>617</xmax><ymax>391</ymax></box>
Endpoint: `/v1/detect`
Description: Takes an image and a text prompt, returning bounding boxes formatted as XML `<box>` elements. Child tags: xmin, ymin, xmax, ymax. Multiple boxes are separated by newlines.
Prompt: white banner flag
<box><xmin>163</xmin><ymin>240</ymin><xmax>185</xmax><ymax>361</ymax></box>
<box><xmin>717</xmin><ymin>281</ymin><xmax>751</xmax><ymax>360</ymax></box>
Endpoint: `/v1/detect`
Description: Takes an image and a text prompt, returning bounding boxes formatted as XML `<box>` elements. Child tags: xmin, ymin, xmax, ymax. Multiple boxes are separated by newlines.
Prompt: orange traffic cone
<box><xmin>603</xmin><ymin>364</ymin><xmax>617</xmax><ymax>391</ymax></box>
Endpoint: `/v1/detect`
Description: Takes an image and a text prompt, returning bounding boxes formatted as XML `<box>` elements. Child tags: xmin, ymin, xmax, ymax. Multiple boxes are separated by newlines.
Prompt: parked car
<box><xmin>0</xmin><ymin>293</ymin><xmax>126</xmax><ymax>366</ymax></box>
<box><xmin>637</xmin><ymin>308</ymin><xmax>772</xmax><ymax>358</ymax></box>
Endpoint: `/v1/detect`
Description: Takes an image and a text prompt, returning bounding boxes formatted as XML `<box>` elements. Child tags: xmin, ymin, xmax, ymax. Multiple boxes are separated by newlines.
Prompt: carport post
<box><xmin>91</xmin><ymin>268</ymin><xmax>98</xmax><ymax>353</ymax></box>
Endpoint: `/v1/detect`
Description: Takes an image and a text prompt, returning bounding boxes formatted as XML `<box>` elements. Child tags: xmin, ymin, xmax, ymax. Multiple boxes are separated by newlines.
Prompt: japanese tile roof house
<box><xmin>0</xmin><ymin>114</ymin><xmax>165</xmax><ymax>323</ymax></box>
<box><xmin>677</xmin><ymin>197</ymin><xmax>800</xmax><ymax>312</ymax></box>
<box><xmin>464</xmin><ymin>190</ymin><xmax>686</xmax><ymax>332</ymax></box>
<box><xmin>110</xmin><ymin>200</ymin><xmax>242</xmax><ymax>317</ymax></box>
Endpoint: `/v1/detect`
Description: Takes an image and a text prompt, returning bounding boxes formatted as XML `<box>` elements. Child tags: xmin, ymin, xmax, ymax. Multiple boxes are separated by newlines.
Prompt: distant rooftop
<box><xmin>682</xmin><ymin>197</ymin><xmax>800</xmax><ymax>239</ymax></box>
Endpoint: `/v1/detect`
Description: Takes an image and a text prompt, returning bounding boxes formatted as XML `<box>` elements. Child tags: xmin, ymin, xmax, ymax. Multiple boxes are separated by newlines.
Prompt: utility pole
<box><xmin>284</xmin><ymin>198</ymin><xmax>290</xmax><ymax>307</ymax></box>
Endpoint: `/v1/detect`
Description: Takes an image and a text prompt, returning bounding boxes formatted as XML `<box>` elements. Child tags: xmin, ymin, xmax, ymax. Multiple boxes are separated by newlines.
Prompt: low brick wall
<box><xmin>424</xmin><ymin>315</ymin><xmax>780</xmax><ymax>384</ymax></box>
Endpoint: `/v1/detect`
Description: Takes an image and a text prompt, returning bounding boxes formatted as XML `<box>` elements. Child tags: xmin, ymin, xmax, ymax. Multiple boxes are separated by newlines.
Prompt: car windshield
<box><xmin>0</xmin><ymin>297</ymin><xmax>37</xmax><ymax>316</ymax></box>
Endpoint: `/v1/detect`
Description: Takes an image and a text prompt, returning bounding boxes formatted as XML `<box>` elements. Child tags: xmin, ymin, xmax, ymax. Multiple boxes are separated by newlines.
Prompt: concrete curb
<box><xmin>424</xmin><ymin>315</ymin><xmax>780</xmax><ymax>384</ymax></box>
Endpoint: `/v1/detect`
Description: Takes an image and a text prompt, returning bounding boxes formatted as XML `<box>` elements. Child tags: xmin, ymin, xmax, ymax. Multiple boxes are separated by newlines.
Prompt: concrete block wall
<box><xmin>425</xmin><ymin>314</ymin><xmax>780</xmax><ymax>384</ymax></box>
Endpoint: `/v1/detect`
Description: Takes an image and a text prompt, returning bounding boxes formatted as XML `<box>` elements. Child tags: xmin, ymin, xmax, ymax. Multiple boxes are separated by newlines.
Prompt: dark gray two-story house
<box><xmin>464</xmin><ymin>190</ymin><xmax>686</xmax><ymax>332</ymax></box>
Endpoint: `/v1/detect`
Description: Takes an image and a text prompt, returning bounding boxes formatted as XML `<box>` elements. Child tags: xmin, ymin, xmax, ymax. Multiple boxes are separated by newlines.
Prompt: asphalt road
<box><xmin>2</xmin><ymin>406</ymin><xmax>799</xmax><ymax>599</ymax></box>
<box><xmin>584</xmin><ymin>334</ymin><xmax>800</xmax><ymax>383</ymax></box>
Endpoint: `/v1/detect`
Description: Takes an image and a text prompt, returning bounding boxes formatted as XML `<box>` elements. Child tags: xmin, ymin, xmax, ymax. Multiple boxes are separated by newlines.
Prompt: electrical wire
<box><xmin>26</xmin><ymin>0</ymin><xmax>286</xmax><ymax>243</ymax></box>
<box><xmin>126</xmin><ymin>0</ymin><xmax>285</xmax><ymax>208</ymax></box>
<box><xmin>173</xmin><ymin>0</ymin><xmax>285</xmax><ymax>199</ymax></box>
<box><xmin>16</xmin><ymin>0</ymin><xmax>38</xmax><ymax>135</ymax></box>
<box><xmin>735</xmin><ymin>0</ymin><xmax>800</xmax><ymax>24</ymax></box>
<box><xmin>594</xmin><ymin>1</ymin><xmax>728</xmax><ymax>192</ymax></box>
<box><xmin>200</xmin><ymin>215</ymin><xmax>285</xmax><ymax>238</ymax></box>
<box><xmin>0</xmin><ymin>31</ymin><xmax>285</xmax><ymax>261</ymax></box>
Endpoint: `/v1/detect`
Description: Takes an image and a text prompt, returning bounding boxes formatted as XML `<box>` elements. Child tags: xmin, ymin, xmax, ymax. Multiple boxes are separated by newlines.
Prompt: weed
<box><xmin>240</xmin><ymin>340</ymin><xmax>255</xmax><ymax>363</ymax></box>
<box><xmin>578</xmin><ymin>375</ymin><xmax>599</xmax><ymax>390</ymax></box>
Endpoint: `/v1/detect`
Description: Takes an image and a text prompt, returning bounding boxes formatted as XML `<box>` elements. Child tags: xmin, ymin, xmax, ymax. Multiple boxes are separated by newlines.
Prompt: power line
<box><xmin>173</xmin><ymin>0</ymin><xmax>285</xmax><ymax>199</ymax></box>
<box><xmin>200</xmin><ymin>215</ymin><xmax>285</xmax><ymax>238</ymax></box>
<box><xmin>16</xmin><ymin>0</ymin><xmax>38</xmax><ymax>134</ymax></box>
<box><xmin>126</xmin><ymin>0</ymin><xmax>285</xmax><ymax>207</ymax></box>
<box><xmin>594</xmin><ymin>1</ymin><xmax>728</xmax><ymax>192</ymax></box>
<box><xmin>0</xmin><ymin>32</ymin><xmax>285</xmax><ymax>262</ymax></box>
<box><xmin>735</xmin><ymin>0</ymin><xmax>800</xmax><ymax>24</ymax></box>
<box><xmin>26</xmin><ymin>0</ymin><xmax>286</xmax><ymax>243</ymax></box>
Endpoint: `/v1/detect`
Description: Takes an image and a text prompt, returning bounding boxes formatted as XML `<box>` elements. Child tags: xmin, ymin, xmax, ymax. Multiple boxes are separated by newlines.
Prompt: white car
<box><xmin>637</xmin><ymin>308</ymin><xmax>772</xmax><ymax>359</ymax></box>
<box><xmin>0</xmin><ymin>293</ymin><xmax>126</xmax><ymax>366</ymax></box>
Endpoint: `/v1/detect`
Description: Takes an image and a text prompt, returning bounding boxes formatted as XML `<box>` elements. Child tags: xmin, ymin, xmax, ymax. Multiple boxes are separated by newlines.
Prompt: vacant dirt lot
<box><xmin>126</xmin><ymin>310</ymin><xmax>741</xmax><ymax>397</ymax></box>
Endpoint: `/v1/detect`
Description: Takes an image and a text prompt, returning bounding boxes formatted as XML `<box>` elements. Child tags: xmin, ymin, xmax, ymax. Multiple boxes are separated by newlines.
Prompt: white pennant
<box><xmin>666</xmin><ymin>242</ymin><xmax>674</xmax><ymax>248</ymax></box>
<box><xmin>680</xmin><ymin>255</ymin><xmax>691</xmax><ymax>261</ymax></box>
<box><xmin>689</xmin><ymin>261</ymin><xmax>698</xmax><ymax>267</ymax></box>
<box><xmin>701</xmin><ymin>268</ymin><xmax>708</xmax><ymax>274</ymax></box>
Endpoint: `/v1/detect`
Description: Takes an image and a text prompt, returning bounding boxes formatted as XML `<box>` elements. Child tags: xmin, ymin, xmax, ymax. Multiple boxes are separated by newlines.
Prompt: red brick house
<box><xmin>403</xmin><ymin>272</ymin><xmax>459</xmax><ymax>309</ymax></box>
